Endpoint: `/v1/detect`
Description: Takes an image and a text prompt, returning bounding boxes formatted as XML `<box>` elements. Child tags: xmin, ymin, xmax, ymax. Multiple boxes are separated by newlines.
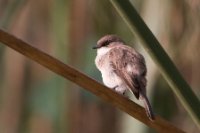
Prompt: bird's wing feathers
<box><xmin>108</xmin><ymin>46</ymin><xmax>146</xmax><ymax>99</ymax></box>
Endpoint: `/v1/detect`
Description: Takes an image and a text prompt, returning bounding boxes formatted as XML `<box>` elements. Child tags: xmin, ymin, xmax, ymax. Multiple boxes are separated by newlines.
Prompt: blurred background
<box><xmin>0</xmin><ymin>0</ymin><xmax>200</xmax><ymax>133</ymax></box>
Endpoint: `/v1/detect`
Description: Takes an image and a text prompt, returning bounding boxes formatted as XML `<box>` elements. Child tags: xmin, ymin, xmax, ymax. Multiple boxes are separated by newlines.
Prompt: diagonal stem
<box><xmin>0</xmin><ymin>29</ymin><xmax>185</xmax><ymax>133</ymax></box>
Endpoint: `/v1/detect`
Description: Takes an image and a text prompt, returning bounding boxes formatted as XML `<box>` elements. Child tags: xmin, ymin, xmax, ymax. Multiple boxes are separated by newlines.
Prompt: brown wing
<box><xmin>108</xmin><ymin>45</ymin><xmax>147</xmax><ymax>99</ymax></box>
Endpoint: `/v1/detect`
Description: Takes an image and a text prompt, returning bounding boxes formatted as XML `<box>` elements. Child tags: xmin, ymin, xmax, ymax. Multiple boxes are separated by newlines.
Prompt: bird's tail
<box><xmin>140</xmin><ymin>93</ymin><xmax>155</xmax><ymax>121</ymax></box>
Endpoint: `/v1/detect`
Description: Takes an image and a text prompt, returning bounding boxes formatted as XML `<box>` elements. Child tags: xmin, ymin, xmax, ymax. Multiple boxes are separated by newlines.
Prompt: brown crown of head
<box><xmin>93</xmin><ymin>35</ymin><xmax>124</xmax><ymax>49</ymax></box>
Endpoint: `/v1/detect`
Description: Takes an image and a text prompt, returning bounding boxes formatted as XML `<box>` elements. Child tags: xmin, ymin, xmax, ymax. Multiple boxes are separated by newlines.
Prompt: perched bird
<box><xmin>93</xmin><ymin>35</ymin><xmax>155</xmax><ymax>120</ymax></box>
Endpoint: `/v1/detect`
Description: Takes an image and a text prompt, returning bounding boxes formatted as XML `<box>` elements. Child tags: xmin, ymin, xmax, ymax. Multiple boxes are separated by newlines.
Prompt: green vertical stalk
<box><xmin>110</xmin><ymin>0</ymin><xmax>200</xmax><ymax>129</ymax></box>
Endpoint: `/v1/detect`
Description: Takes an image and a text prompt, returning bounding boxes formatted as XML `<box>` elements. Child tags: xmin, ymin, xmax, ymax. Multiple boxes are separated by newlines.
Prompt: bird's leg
<box><xmin>112</xmin><ymin>85</ymin><xmax>119</xmax><ymax>90</ymax></box>
<box><xmin>113</xmin><ymin>85</ymin><xmax>127</xmax><ymax>97</ymax></box>
<box><xmin>112</xmin><ymin>85</ymin><xmax>123</xmax><ymax>94</ymax></box>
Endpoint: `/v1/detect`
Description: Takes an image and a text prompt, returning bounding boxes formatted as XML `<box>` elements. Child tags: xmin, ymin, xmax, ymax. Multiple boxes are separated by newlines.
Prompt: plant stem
<box><xmin>110</xmin><ymin>0</ymin><xmax>200</xmax><ymax>129</ymax></box>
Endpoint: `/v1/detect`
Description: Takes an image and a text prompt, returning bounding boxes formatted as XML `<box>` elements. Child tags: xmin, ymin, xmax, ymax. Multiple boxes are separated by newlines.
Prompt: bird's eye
<box><xmin>103</xmin><ymin>40</ymin><xmax>111</xmax><ymax>46</ymax></box>
<box><xmin>103</xmin><ymin>41</ymin><xmax>109</xmax><ymax>46</ymax></box>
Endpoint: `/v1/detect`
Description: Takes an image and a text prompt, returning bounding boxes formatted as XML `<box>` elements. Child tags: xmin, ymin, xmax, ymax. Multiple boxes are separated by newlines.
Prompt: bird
<box><xmin>93</xmin><ymin>34</ymin><xmax>155</xmax><ymax>120</ymax></box>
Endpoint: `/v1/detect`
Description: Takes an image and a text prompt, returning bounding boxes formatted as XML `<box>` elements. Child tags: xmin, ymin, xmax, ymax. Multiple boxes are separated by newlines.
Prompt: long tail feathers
<box><xmin>140</xmin><ymin>93</ymin><xmax>155</xmax><ymax>121</ymax></box>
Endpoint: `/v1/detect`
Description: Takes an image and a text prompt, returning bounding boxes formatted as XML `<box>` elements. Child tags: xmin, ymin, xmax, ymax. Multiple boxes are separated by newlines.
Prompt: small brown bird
<box><xmin>93</xmin><ymin>35</ymin><xmax>155</xmax><ymax>120</ymax></box>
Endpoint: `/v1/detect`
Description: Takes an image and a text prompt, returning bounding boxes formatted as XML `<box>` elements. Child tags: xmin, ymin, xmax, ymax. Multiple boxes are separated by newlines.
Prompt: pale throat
<box><xmin>97</xmin><ymin>47</ymin><xmax>112</xmax><ymax>56</ymax></box>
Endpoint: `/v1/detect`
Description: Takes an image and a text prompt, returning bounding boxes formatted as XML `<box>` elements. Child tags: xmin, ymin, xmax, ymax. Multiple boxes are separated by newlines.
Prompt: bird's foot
<box><xmin>112</xmin><ymin>86</ymin><xmax>129</xmax><ymax>98</ymax></box>
<box><xmin>112</xmin><ymin>85</ymin><xmax>119</xmax><ymax>90</ymax></box>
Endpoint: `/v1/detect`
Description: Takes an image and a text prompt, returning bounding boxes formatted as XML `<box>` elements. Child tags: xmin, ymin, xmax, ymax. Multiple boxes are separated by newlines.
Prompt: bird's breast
<box><xmin>95</xmin><ymin>47</ymin><xmax>112</xmax><ymax>70</ymax></box>
<box><xmin>101</xmin><ymin>67</ymin><xmax>121</xmax><ymax>88</ymax></box>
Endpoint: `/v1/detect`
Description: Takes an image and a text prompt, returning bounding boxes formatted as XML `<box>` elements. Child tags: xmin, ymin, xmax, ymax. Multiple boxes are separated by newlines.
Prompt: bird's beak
<box><xmin>92</xmin><ymin>45</ymin><xmax>99</xmax><ymax>49</ymax></box>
